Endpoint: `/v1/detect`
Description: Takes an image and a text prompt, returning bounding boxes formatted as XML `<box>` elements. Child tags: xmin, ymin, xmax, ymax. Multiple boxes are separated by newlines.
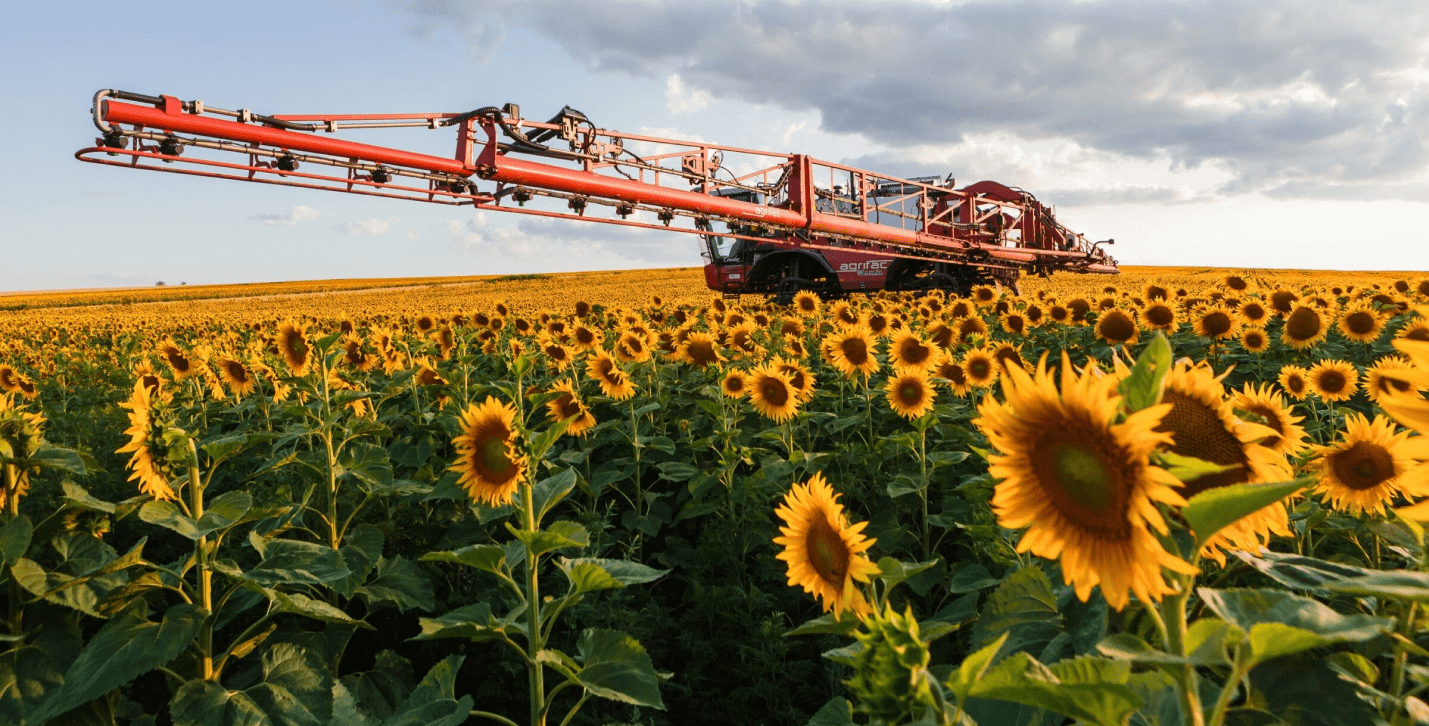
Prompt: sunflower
<box><xmin>925</xmin><ymin>322</ymin><xmax>955</xmax><ymax>350</ymax></box>
<box><xmin>1238</xmin><ymin>327</ymin><xmax>1270</xmax><ymax>354</ymax></box>
<box><xmin>971</xmin><ymin>285</ymin><xmax>998</xmax><ymax>307</ymax></box>
<box><xmin>538</xmin><ymin>337</ymin><xmax>576</xmax><ymax>372</ymax></box>
<box><xmin>676</xmin><ymin>332</ymin><xmax>725</xmax><ymax>369</ymax></box>
<box><xmin>772</xmin><ymin>473</ymin><xmax>879</xmax><ymax>618</ymax></box>
<box><xmin>340</xmin><ymin>332</ymin><xmax>378</xmax><ymax>372</ymax></box>
<box><xmin>954</xmin><ymin>316</ymin><xmax>989</xmax><ymax>345</ymax></box>
<box><xmin>586</xmin><ymin>351</ymin><xmax>636</xmax><ymax>400</ymax></box>
<box><xmin>999</xmin><ymin>312</ymin><xmax>1028</xmax><ymax>336</ymax></box>
<box><xmin>1023</xmin><ymin>304</ymin><xmax>1045</xmax><ymax>327</ymax></box>
<box><xmin>1047</xmin><ymin>303</ymin><xmax>1072</xmax><ymax>326</ymax></box>
<box><xmin>116</xmin><ymin>380</ymin><xmax>178</xmax><ymax>501</ymax></box>
<box><xmin>1231</xmin><ymin>383</ymin><xmax>1308</xmax><ymax>457</ymax></box>
<box><xmin>1307</xmin><ymin>359</ymin><xmax>1358</xmax><ymax>402</ymax></box>
<box><xmin>450</xmin><ymin>397</ymin><xmax>526</xmax><ymax>506</ymax></box>
<box><xmin>727</xmin><ymin>323</ymin><xmax>763</xmax><ymax>359</ymax></box>
<box><xmin>0</xmin><ymin>365</ymin><xmax>21</xmax><ymax>393</ymax></box>
<box><xmin>1397</xmin><ymin>319</ymin><xmax>1429</xmax><ymax>343</ymax></box>
<box><xmin>720</xmin><ymin>369</ymin><xmax>748</xmax><ymax>398</ymax></box>
<box><xmin>961</xmin><ymin>348</ymin><xmax>999</xmax><ymax>388</ymax></box>
<box><xmin>414</xmin><ymin>357</ymin><xmax>447</xmax><ymax>387</ymax></box>
<box><xmin>1278</xmin><ymin>365</ymin><xmax>1310</xmax><ymax>400</ymax></box>
<box><xmin>1094</xmin><ymin>309</ymin><xmax>1139</xmax><ymax>346</ymax></box>
<box><xmin>747</xmin><ymin>365</ymin><xmax>801</xmax><ymax>423</ymax></box>
<box><xmin>931</xmin><ymin>353</ymin><xmax>975</xmax><ymax>397</ymax></box>
<box><xmin>1311</xmin><ymin>413</ymin><xmax>1425</xmax><ymax>516</ymax></box>
<box><xmin>570</xmin><ymin>324</ymin><xmax>599</xmax><ymax>351</ymax></box>
<box><xmin>416</xmin><ymin>315</ymin><xmax>436</xmax><ymax>335</ymax></box>
<box><xmin>824</xmin><ymin>326</ymin><xmax>880</xmax><ymax>379</ymax></box>
<box><xmin>793</xmin><ymin>291</ymin><xmax>821</xmax><ymax>316</ymax></box>
<box><xmin>133</xmin><ymin>361</ymin><xmax>163</xmax><ymax>394</ymax></box>
<box><xmin>1269</xmin><ymin>288</ymin><xmax>1300</xmax><ymax>316</ymax></box>
<box><xmin>1223</xmin><ymin>274</ymin><xmax>1249</xmax><ymax>292</ymax></box>
<box><xmin>1365</xmin><ymin>356</ymin><xmax>1429</xmax><ymax>403</ymax></box>
<box><xmin>991</xmin><ymin>342</ymin><xmax>1025</xmax><ymax>373</ymax></box>
<box><xmin>1238</xmin><ymin>300</ymin><xmax>1270</xmax><ymax>327</ymax></box>
<box><xmin>831</xmin><ymin>302</ymin><xmax>860</xmax><ymax>327</ymax></box>
<box><xmin>545</xmin><ymin>380</ymin><xmax>596</xmax><ymax>437</ymax></box>
<box><xmin>773</xmin><ymin>357</ymin><xmax>816</xmax><ymax>402</ymax></box>
<box><xmin>1336</xmin><ymin>302</ymin><xmax>1386</xmax><ymax>343</ymax></box>
<box><xmin>158</xmin><ymin>339</ymin><xmax>197</xmax><ymax>380</ymax></box>
<box><xmin>1155</xmin><ymin>363</ymin><xmax>1293</xmax><ymax>563</ymax></box>
<box><xmin>1191</xmin><ymin>304</ymin><xmax>1239</xmax><ymax>341</ymax></box>
<box><xmin>216</xmin><ymin>355</ymin><xmax>256</xmax><ymax>397</ymax></box>
<box><xmin>973</xmin><ymin>354</ymin><xmax>1196</xmax><ymax>610</ymax></box>
<box><xmin>889</xmin><ymin>332</ymin><xmax>936</xmax><ymax>373</ymax></box>
<box><xmin>276</xmin><ymin>320</ymin><xmax>312</xmax><ymax>376</ymax></box>
<box><xmin>1280</xmin><ymin>305</ymin><xmax>1328</xmax><ymax>350</ymax></box>
<box><xmin>0</xmin><ymin>396</ymin><xmax>45</xmax><ymax>510</ymax></box>
<box><xmin>885</xmin><ymin>370</ymin><xmax>936</xmax><ymax>420</ymax></box>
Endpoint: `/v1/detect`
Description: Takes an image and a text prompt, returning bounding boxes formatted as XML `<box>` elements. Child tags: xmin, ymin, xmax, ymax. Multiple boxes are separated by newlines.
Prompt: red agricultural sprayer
<box><xmin>78</xmin><ymin>90</ymin><xmax>1118</xmax><ymax>301</ymax></box>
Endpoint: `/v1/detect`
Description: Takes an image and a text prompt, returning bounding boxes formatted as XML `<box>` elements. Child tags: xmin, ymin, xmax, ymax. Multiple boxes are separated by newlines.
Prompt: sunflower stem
<box><xmin>1160</xmin><ymin>581</ymin><xmax>1205</xmax><ymax>726</ymax></box>
<box><xmin>519</xmin><ymin>470</ymin><xmax>545</xmax><ymax>726</ymax></box>
<box><xmin>5</xmin><ymin>464</ymin><xmax>21</xmax><ymax>638</ymax></box>
<box><xmin>187</xmin><ymin>438</ymin><xmax>215</xmax><ymax>681</ymax></box>
<box><xmin>1391</xmin><ymin>601</ymin><xmax>1418</xmax><ymax>713</ymax></box>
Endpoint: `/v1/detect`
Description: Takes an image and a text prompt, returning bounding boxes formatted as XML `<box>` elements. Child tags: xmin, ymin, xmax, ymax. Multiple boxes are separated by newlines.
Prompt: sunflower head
<box><xmin>586</xmin><ymin>351</ymin><xmax>636</xmax><ymax>400</ymax></box>
<box><xmin>1337</xmin><ymin>302</ymin><xmax>1386</xmax><ymax>343</ymax></box>
<box><xmin>545</xmin><ymin>380</ymin><xmax>596</xmax><ymax>437</ymax></box>
<box><xmin>747</xmin><ymin>364</ymin><xmax>801</xmax><ymax>423</ymax></box>
<box><xmin>793</xmin><ymin>291</ymin><xmax>821</xmax><ymax>316</ymax></box>
<box><xmin>1232</xmin><ymin>383</ymin><xmax>1308</xmax><ymax>457</ymax></box>
<box><xmin>677</xmin><ymin>332</ymin><xmax>725</xmax><ymax>368</ymax></box>
<box><xmin>1240</xmin><ymin>327</ymin><xmax>1270</xmax><ymax>353</ymax></box>
<box><xmin>451</xmin><ymin>397</ymin><xmax>527</xmax><ymax>506</ymax></box>
<box><xmin>1192</xmin><ymin>304</ymin><xmax>1239</xmax><ymax>341</ymax></box>
<box><xmin>1278</xmin><ymin>365</ymin><xmax>1310</xmax><ymax>400</ymax></box>
<box><xmin>720</xmin><ymin>369</ymin><xmax>748</xmax><ymax>398</ymax></box>
<box><xmin>1307</xmin><ymin>359</ymin><xmax>1358</xmax><ymax>402</ymax></box>
<box><xmin>217</xmin><ymin>355</ymin><xmax>255</xmax><ymax>397</ymax></box>
<box><xmin>885</xmin><ymin>370</ymin><xmax>936</xmax><ymax>420</ymax></box>
<box><xmin>825</xmin><ymin>326</ymin><xmax>880</xmax><ymax>379</ymax></box>
<box><xmin>1095</xmin><ymin>309</ymin><xmax>1139</xmax><ymax>346</ymax></box>
<box><xmin>773</xmin><ymin>473</ymin><xmax>879</xmax><ymax>619</ymax></box>
<box><xmin>889</xmin><ymin>332</ymin><xmax>936</xmax><ymax>373</ymax></box>
<box><xmin>1281</xmin><ymin>305</ymin><xmax>1328</xmax><ymax>350</ymax></box>
<box><xmin>116</xmin><ymin>380</ymin><xmax>180</xmax><ymax>501</ymax></box>
<box><xmin>276</xmin><ymin>320</ymin><xmax>312</xmax><ymax>376</ymax></box>
<box><xmin>974</xmin><ymin>353</ymin><xmax>1197</xmax><ymax>610</ymax></box>
<box><xmin>932</xmin><ymin>353</ymin><xmax>974</xmax><ymax>397</ymax></box>
<box><xmin>158</xmin><ymin>339</ymin><xmax>196</xmax><ymax>380</ymax></box>
<box><xmin>961</xmin><ymin>349</ymin><xmax>999</xmax><ymax>388</ymax></box>
<box><xmin>1312</xmin><ymin>413</ymin><xmax>1420</xmax><ymax>517</ymax></box>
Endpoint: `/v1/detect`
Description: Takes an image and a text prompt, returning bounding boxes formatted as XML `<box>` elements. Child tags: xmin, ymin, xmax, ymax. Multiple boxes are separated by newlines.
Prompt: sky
<box><xmin>3</xmin><ymin>0</ymin><xmax>1427</xmax><ymax>292</ymax></box>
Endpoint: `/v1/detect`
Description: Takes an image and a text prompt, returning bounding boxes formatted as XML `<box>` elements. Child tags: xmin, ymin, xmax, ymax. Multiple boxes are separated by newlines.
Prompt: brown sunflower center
<box><xmin>1200</xmin><ymin>312</ymin><xmax>1232</xmax><ymax>337</ymax></box>
<box><xmin>224</xmin><ymin>361</ymin><xmax>249</xmax><ymax>383</ymax></box>
<box><xmin>1242</xmin><ymin>403</ymin><xmax>1285</xmax><ymax>446</ymax></box>
<box><xmin>1144</xmin><ymin>305</ymin><xmax>1174</xmax><ymax>327</ymax></box>
<box><xmin>1285</xmin><ymin>307</ymin><xmax>1322</xmax><ymax>340</ymax></box>
<box><xmin>806</xmin><ymin>513</ymin><xmax>850</xmax><ymax>583</ymax></box>
<box><xmin>724</xmin><ymin>375</ymin><xmax>745</xmax><ymax>393</ymax></box>
<box><xmin>939</xmin><ymin>362</ymin><xmax>967</xmax><ymax>385</ymax></box>
<box><xmin>968</xmin><ymin>357</ymin><xmax>992</xmax><ymax>379</ymax></box>
<box><xmin>1158</xmin><ymin>390</ymin><xmax>1249</xmax><ymax>497</ymax></box>
<box><xmin>1005</xmin><ymin>315</ymin><xmax>1026</xmax><ymax>334</ymax></box>
<box><xmin>839</xmin><ymin>337</ymin><xmax>869</xmax><ymax>366</ymax></box>
<box><xmin>553</xmin><ymin>393</ymin><xmax>581</xmax><ymax>420</ymax></box>
<box><xmin>758</xmin><ymin>377</ymin><xmax>791</xmax><ymax>407</ymax></box>
<box><xmin>898</xmin><ymin>339</ymin><xmax>931</xmax><ymax>366</ymax></box>
<box><xmin>897</xmin><ymin>380</ymin><xmax>925</xmax><ymax>405</ymax></box>
<box><xmin>687</xmin><ymin>341</ymin><xmax>719</xmax><ymax>366</ymax></box>
<box><xmin>781</xmin><ymin>367</ymin><xmax>808</xmax><ymax>391</ymax></box>
<box><xmin>1099</xmin><ymin>312</ymin><xmax>1136</xmax><ymax>342</ymax></box>
<box><xmin>1244</xmin><ymin>331</ymin><xmax>1266</xmax><ymax>349</ymax></box>
<box><xmin>1031</xmin><ymin>434</ymin><xmax>1129</xmax><ymax>536</ymax></box>
<box><xmin>1331</xmin><ymin>441</ymin><xmax>1396</xmax><ymax>490</ymax></box>
<box><xmin>1285</xmin><ymin>374</ymin><xmax>1306</xmax><ymax>395</ymax></box>
<box><xmin>475</xmin><ymin>431</ymin><xmax>517</xmax><ymax>483</ymax></box>
<box><xmin>1316</xmin><ymin>371</ymin><xmax>1347</xmax><ymax>395</ymax></box>
<box><xmin>1344</xmin><ymin>311</ymin><xmax>1377</xmax><ymax>335</ymax></box>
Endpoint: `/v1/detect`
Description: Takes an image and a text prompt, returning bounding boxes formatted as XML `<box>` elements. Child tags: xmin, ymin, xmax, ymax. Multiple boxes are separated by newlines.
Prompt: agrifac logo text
<box><xmin>838</xmin><ymin>260</ymin><xmax>891</xmax><ymax>276</ymax></box>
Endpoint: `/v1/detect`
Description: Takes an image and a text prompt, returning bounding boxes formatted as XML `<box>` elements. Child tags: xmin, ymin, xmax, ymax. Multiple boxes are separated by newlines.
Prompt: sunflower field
<box><xmin>5</xmin><ymin>265</ymin><xmax>1429</xmax><ymax>726</ymax></box>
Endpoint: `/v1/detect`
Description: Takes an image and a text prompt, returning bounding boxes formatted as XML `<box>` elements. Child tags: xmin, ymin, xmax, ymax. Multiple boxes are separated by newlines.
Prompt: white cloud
<box><xmin>665</xmin><ymin>74</ymin><xmax>712</xmax><ymax>114</ymax></box>
<box><xmin>336</xmin><ymin>219</ymin><xmax>391</xmax><ymax>236</ymax></box>
<box><xmin>247</xmin><ymin>205</ymin><xmax>322</xmax><ymax>226</ymax></box>
<box><xmin>406</xmin><ymin>229</ymin><xmax>420</xmax><ymax>241</ymax></box>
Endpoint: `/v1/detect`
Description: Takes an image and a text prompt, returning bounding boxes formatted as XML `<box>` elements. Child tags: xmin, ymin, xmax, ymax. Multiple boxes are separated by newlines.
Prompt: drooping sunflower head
<box><xmin>885</xmin><ymin>370</ymin><xmax>936</xmax><ymax>420</ymax></box>
<box><xmin>1094</xmin><ymin>309</ymin><xmax>1140</xmax><ymax>346</ymax></box>
<box><xmin>414</xmin><ymin>357</ymin><xmax>447</xmax><ymax>387</ymax></box>
<box><xmin>1312</xmin><ymin>413</ymin><xmax>1421</xmax><ymax>517</ymax></box>
<box><xmin>1280</xmin><ymin>305</ymin><xmax>1328</xmax><ymax>350</ymax></box>
<box><xmin>539</xmin><ymin>337</ymin><xmax>576</xmax><ymax>371</ymax></box>
<box><xmin>889</xmin><ymin>332</ymin><xmax>936</xmax><ymax>373</ymax></box>
<box><xmin>276</xmin><ymin>320</ymin><xmax>312</xmax><ymax>376</ymax></box>
<box><xmin>158</xmin><ymin>339</ymin><xmax>196</xmax><ymax>380</ymax></box>
<box><xmin>450</xmin><ymin>397</ymin><xmax>527</xmax><ymax>506</ymax></box>
<box><xmin>217</xmin><ymin>355</ymin><xmax>255</xmax><ymax>397</ymax></box>
<box><xmin>116</xmin><ymin>380</ymin><xmax>179</xmax><ymax>501</ymax></box>
<box><xmin>586</xmin><ymin>351</ymin><xmax>636</xmax><ymax>401</ymax></box>
<box><xmin>1278</xmin><ymin>365</ymin><xmax>1310</xmax><ymax>400</ymax></box>
<box><xmin>545</xmin><ymin>379</ymin><xmax>596</xmax><ymax>437</ymax></box>
<box><xmin>720</xmin><ymin>369</ymin><xmax>748</xmax><ymax>398</ymax></box>
<box><xmin>1307</xmin><ymin>359</ymin><xmax>1358</xmax><ymax>402</ymax></box>
<box><xmin>772</xmin><ymin>473</ymin><xmax>879</xmax><ymax>619</ymax></box>
<box><xmin>747</xmin><ymin>364</ymin><xmax>801</xmax><ymax>423</ymax></box>
<box><xmin>974</xmin><ymin>354</ymin><xmax>1197</xmax><ymax>610</ymax></box>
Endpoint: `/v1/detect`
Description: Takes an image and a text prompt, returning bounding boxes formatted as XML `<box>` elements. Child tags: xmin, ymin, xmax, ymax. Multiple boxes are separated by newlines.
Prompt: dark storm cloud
<box><xmin>394</xmin><ymin>0</ymin><xmax>1429</xmax><ymax>201</ymax></box>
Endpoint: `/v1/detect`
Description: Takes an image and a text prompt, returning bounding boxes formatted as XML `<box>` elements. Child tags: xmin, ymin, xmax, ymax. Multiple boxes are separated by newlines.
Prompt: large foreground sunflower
<box><xmin>450</xmin><ymin>396</ymin><xmax>527</xmax><ymax>506</ymax></box>
<box><xmin>1311</xmin><ymin>413</ymin><xmax>1425</xmax><ymax>516</ymax></box>
<box><xmin>973</xmin><ymin>354</ymin><xmax>1197</xmax><ymax>610</ymax></box>
<box><xmin>773</xmin><ymin>473</ymin><xmax>879</xmax><ymax>619</ymax></box>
